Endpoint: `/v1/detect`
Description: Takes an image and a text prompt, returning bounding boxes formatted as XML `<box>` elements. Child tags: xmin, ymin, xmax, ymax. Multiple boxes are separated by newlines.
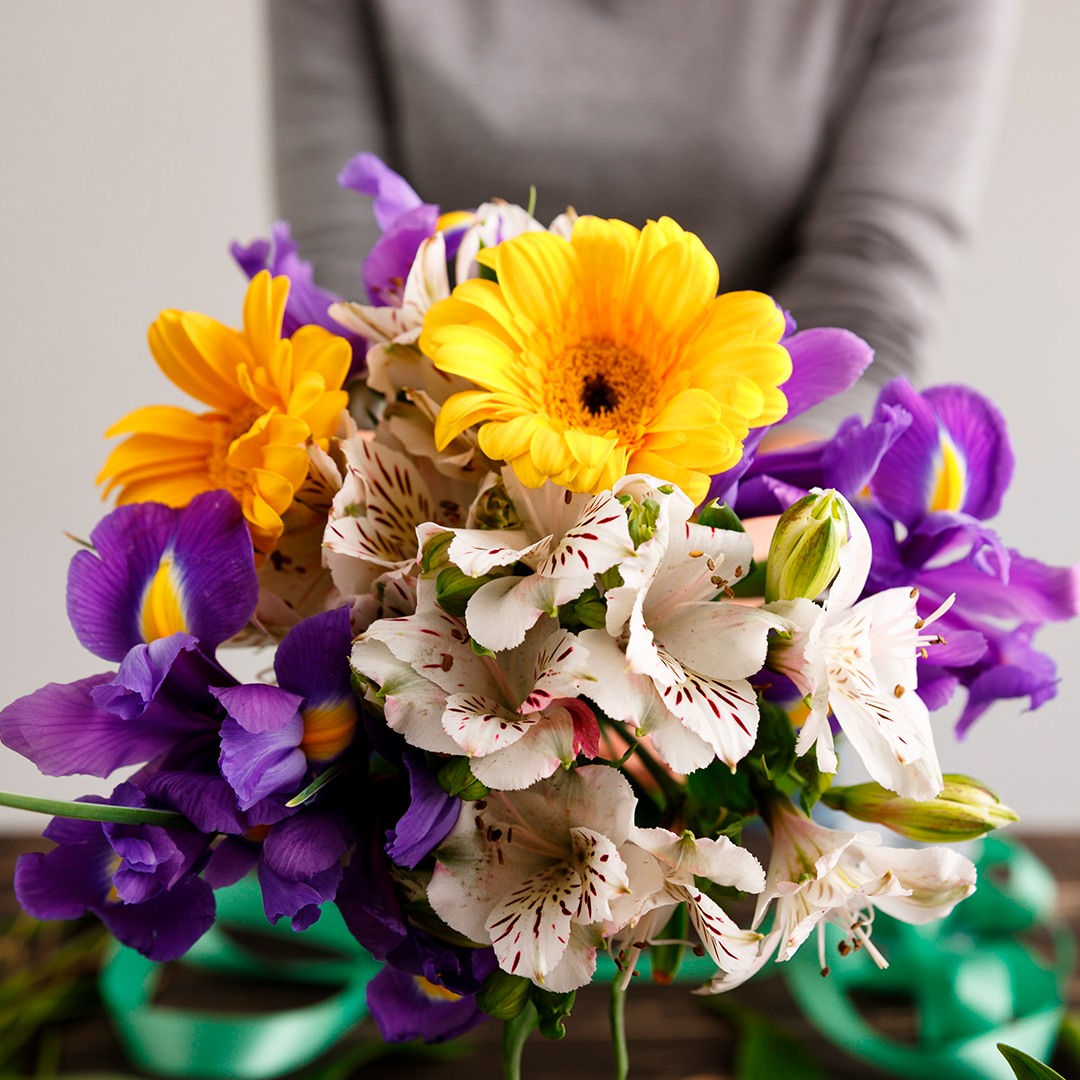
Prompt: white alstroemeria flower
<box><xmin>322</xmin><ymin>433</ymin><xmax>477</xmax><ymax>601</ymax></box>
<box><xmin>331</xmin><ymin>232</ymin><xmax>451</xmax><ymax>349</ymax></box>
<box><xmin>427</xmin><ymin>766</ymin><xmax>648</xmax><ymax>991</ymax></box>
<box><xmin>746</xmin><ymin>801</ymin><xmax>975</xmax><ymax>980</ymax></box>
<box><xmin>352</xmin><ymin>580</ymin><xmax>598</xmax><ymax>789</ymax></box>
<box><xmin>453</xmin><ymin>199</ymin><xmax>557</xmax><ymax>284</ymax></box>
<box><xmin>608</xmin><ymin>827</ymin><xmax>765</xmax><ymax>986</ymax></box>
<box><xmin>418</xmin><ymin>469</ymin><xmax>644</xmax><ymax>651</ymax></box>
<box><xmin>582</xmin><ymin>479</ymin><xmax>785</xmax><ymax>773</ymax></box>
<box><xmin>766</xmin><ymin>494</ymin><xmax>950</xmax><ymax>800</ymax></box>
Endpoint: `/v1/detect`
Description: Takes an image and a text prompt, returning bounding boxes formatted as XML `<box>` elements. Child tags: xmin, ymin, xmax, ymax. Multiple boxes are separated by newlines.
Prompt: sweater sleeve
<box><xmin>771</xmin><ymin>0</ymin><xmax>1021</xmax><ymax>420</ymax></box>
<box><xmin>269</xmin><ymin>0</ymin><xmax>386</xmax><ymax>300</ymax></box>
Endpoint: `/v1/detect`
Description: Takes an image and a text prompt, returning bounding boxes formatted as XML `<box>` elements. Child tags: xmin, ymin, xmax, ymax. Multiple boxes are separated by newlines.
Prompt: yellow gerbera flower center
<box><xmin>421</xmin><ymin>216</ymin><xmax>792</xmax><ymax>504</ymax></box>
<box><xmin>206</xmin><ymin>401</ymin><xmax>265</xmax><ymax>501</ymax></box>
<box><xmin>544</xmin><ymin>339</ymin><xmax>660</xmax><ymax>437</ymax></box>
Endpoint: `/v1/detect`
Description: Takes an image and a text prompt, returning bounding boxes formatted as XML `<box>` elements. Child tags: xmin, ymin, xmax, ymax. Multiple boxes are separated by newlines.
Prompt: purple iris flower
<box><xmin>338</xmin><ymin>151</ymin><xmax>441</xmax><ymax>308</ymax></box>
<box><xmin>708</xmin><ymin>318</ymin><xmax>875</xmax><ymax>506</ymax></box>
<box><xmin>731</xmin><ymin>376</ymin><xmax>1080</xmax><ymax>731</ymax></box>
<box><xmin>214</xmin><ymin>607</ymin><xmax>359</xmax><ymax>810</ymax></box>
<box><xmin>1</xmin><ymin>493</ymin><xmax>257</xmax><ymax>778</ymax></box>
<box><xmin>336</xmin><ymin>830</ymin><xmax>495</xmax><ymax>1043</ymax></box>
<box><xmin>231</xmin><ymin>221</ymin><xmax>367</xmax><ymax>383</ymax></box>
<box><xmin>14</xmin><ymin>783</ymin><xmax>215</xmax><ymax>961</ymax></box>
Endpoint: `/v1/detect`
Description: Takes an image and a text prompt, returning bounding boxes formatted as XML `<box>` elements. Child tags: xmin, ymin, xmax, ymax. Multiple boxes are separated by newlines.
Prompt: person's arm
<box><xmin>773</xmin><ymin>0</ymin><xmax>1022</xmax><ymax>420</ymax></box>
<box><xmin>269</xmin><ymin>0</ymin><xmax>387</xmax><ymax>300</ymax></box>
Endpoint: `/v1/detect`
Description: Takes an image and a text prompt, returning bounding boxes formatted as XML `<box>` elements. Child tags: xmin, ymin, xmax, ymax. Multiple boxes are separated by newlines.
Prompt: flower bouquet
<box><xmin>1</xmin><ymin>152</ymin><xmax>1077</xmax><ymax>1077</ymax></box>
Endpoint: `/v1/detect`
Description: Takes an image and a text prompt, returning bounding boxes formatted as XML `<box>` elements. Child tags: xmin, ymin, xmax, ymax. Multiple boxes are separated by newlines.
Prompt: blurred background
<box><xmin>0</xmin><ymin>0</ymin><xmax>1076</xmax><ymax>832</ymax></box>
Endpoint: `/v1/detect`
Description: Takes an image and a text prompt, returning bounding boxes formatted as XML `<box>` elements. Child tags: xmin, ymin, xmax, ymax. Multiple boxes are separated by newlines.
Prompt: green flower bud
<box><xmin>764</xmin><ymin>489</ymin><xmax>849</xmax><ymax>603</ymax></box>
<box><xmin>475</xmin><ymin>968</ymin><xmax>532</xmax><ymax>1020</ymax></box>
<box><xmin>822</xmin><ymin>774</ymin><xmax>1019</xmax><ymax>842</ymax></box>
<box><xmin>419</xmin><ymin>530</ymin><xmax>453</xmax><ymax>577</ymax></box>
<box><xmin>435</xmin><ymin>565</ymin><xmax>495</xmax><ymax>618</ymax></box>
<box><xmin>473</xmin><ymin>478</ymin><xmax>522</xmax><ymax>531</ymax></box>
<box><xmin>532</xmin><ymin>986</ymin><xmax>576</xmax><ymax>1039</ymax></box>
<box><xmin>437</xmin><ymin>757</ymin><xmax>490</xmax><ymax>801</ymax></box>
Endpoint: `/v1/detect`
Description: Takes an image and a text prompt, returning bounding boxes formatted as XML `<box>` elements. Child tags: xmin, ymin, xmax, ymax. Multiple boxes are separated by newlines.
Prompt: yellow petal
<box><xmin>105</xmin><ymin>405</ymin><xmax>213</xmax><ymax>443</ymax></box>
<box><xmin>242</xmin><ymin>271</ymin><xmax>290</xmax><ymax>364</ymax></box>
<box><xmin>563</xmin><ymin>428</ymin><xmax>618</xmax><ymax>469</ymax></box>
<box><xmin>529</xmin><ymin>424</ymin><xmax>575</xmax><ymax>475</ymax></box>
<box><xmin>478</xmin><ymin>413</ymin><xmax>540</xmax><ymax>462</ymax></box>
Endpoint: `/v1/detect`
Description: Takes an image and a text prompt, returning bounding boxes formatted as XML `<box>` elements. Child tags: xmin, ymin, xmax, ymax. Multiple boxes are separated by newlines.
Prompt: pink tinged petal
<box><xmin>642</xmin><ymin>711</ymin><xmax>717</xmax><ymax>774</ymax></box>
<box><xmin>571</xmin><ymin>827</ymin><xmax>630</xmax><ymax>923</ymax></box>
<box><xmin>469</xmin><ymin>709</ymin><xmax>577</xmax><ymax>790</ymax></box>
<box><xmin>351</xmin><ymin>638</ymin><xmax>460</xmax><ymax>754</ymax></box>
<box><xmin>485</xmin><ymin>864</ymin><xmax>581</xmax><ymax>983</ymax></box>
<box><xmin>656</xmin><ymin>671</ymin><xmax>760</xmax><ymax>769</ymax></box>
<box><xmin>442</xmin><ymin>694</ymin><xmax>540</xmax><ymax>756</ymax></box>
<box><xmin>519</xmin><ymin>629</ymin><xmax>594</xmax><ymax>714</ymax></box>
<box><xmin>683</xmin><ymin>887</ymin><xmax>763</xmax><ymax>972</ymax></box>
<box><xmin>794</xmin><ymin>710</ymin><xmax>838</xmax><ymax>774</ymax></box>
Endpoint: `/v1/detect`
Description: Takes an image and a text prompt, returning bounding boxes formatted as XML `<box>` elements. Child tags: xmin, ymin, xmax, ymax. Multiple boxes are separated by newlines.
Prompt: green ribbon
<box><xmin>785</xmin><ymin>836</ymin><xmax>1075</xmax><ymax>1080</ymax></box>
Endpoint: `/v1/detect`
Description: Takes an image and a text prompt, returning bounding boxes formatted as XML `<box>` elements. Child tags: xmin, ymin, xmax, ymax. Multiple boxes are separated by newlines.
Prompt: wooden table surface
<box><xmin>3</xmin><ymin>834</ymin><xmax>1079</xmax><ymax>1080</ymax></box>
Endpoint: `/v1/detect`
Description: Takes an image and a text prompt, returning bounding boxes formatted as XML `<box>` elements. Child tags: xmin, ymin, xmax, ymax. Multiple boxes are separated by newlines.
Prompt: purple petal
<box><xmin>263</xmin><ymin>807</ymin><xmax>353</xmax><ymax>881</ymax></box>
<box><xmin>924</xmin><ymin>385</ymin><xmax>1014</xmax><ymax>521</ymax></box>
<box><xmin>336</xmin><ymin>831</ymin><xmax>408</xmax><ymax>959</ymax></box>
<box><xmin>386</xmin><ymin>750</ymin><xmax>460</xmax><ymax>869</ymax></box>
<box><xmin>362</xmin><ymin>203</ymin><xmax>441</xmax><ymax>308</ymax></box>
<box><xmin>258</xmin><ymin>857</ymin><xmax>341</xmax><ymax>931</ymax></box>
<box><xmin>275</xmin><ymin>608</ymin><xmax>355</xmax><ymax>708</ymax></box>
<box><xmin>367</xmin><ymin>965</ymin><xmax>488</xmax><ymax>1044</ymax></box>
<box><xmin>918</xmin><ymin>552</ymin><xmax>1080</xmax><ymax>624</ymax></box>
<box><xmin>822</xmin><ymin>406</ymin><xmax>912</xmax><ymax>498</ymax></box>
<box><xmin>203</xmin><ymin>837</ymin><xmax>260</xmax><ymax>889</ymax></box>
<box><xmin>15</xmin><ymin>836</ymin><xmax>113</xmax><ymax>920</ymax></box>
<box><xmin>732</xmin><ymin>474</ymin><xmax>808</xmax><ymax>519</ymax></box>
<box><xmin>921</xmin><ymin>628</ymin><xmax>988</xmax><ymax>668</ymax></box>
<box><xmin>67</xmin><ymin>493</ymin><xmax>257</xmax><ymax>663</ymax></box>
<box><xmin>218</xmin><ymin>714</ymin><xmax>306</xmax><ymax>811</ymax></box>
<box><xmin>337</xmin><ymin>152</ymin><xmax>423</xmax><ymax>232</ymax></box>
<box><xmin>95</xmin><ymin>877</ymin><xmax>216</xmax><ymax>962</ymax></box>
<box><xmin>0</xmin><ymin>675</ymin><xmax>209</xmax><ymax>778</ymax></box>
<box><xmin>90</xmin><ymin>633</ymin><xmax>199</xmax><ymax>720</ymax></box>
<box><xmin>900</xmin><ymin>513</ymin><xmax>1010</xmax><ymax>582</ymax></box>
<box><xmin>779</xmin><ymin>327</ymin><xmax>875</xmax><ymax>421</ymax></box>
<box><xmin>212</xmin><ymin>683</ymin><xmax>305</xmax><ymax>734</ymax></box>
<box><xmin>142</xmin><ymin>771</ymin><xmax>248</xmax><ymax>835</ymax></box>
<box><xmin>956</xmin><ymin>635</ymin><xmax>1060</xmax><ymax>736</ymax></box>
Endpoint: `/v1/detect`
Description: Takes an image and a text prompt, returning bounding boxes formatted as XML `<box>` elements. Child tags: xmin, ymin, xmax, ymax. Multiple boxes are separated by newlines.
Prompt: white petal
<box><xmin>442</xmin><ymin>526</ymin><xmax>548</xmax><ymax>577</ymax></box>
<box><xmin>534</xmin><ymin>490</ymin><xmax>636</xmax><ymax>583</ymax></box>
<box><xmin>485</xmin><ymin>863</ymin><xmax>581</xmax><ymax>983</ymax></box>
<box><xmin>655</xmin><ymin>671</ymin><xmax>759</xmax><ymax>770</ymax></box>
<box><xmin>469</xmin><ymin>709</ymin><xmax>576</xmax><ymax>790</ymax></box>
<box><xmin>654</xmin><ymin>603</ymin><xmax>787</xmax><ymax>681</ymax></box>
<box><xmin>630</xmin><ymin>828</ymin><xmax>765</xmax><ymax>894</ymax></box>
<box><xmin>466</xmin><ymin>572</ymin><xmax>571</xmax><ymax>651</ymax></box>
<box><xmin>572</xmin><ymin>827</ymin><xmax>631</xmax><ymax>923</ymax></box>
<box><xmin>824</xmin><ymin>491</ymin><xmax>872</xmax><ymax>612</ymax></box>
<box><xmin>519</xmin><ymin>628</ymin><xmax>594</xmax><ymax>713</ymax></box>
<box><xmin>857</xmin><ymin>844</ymin><xmax>976</xmax><ymax>924</ymax></box>
<box><xmin>442</xmin><ymin>693</ymin><xmax>540</xmax><ymax>756</ymax></box>
<box><xmin>538</xmin><ymin>922</ymin><xmax>603</xmax><ymax>993</ymax></box>
<box><xmin>683</xmin><ymin>886</ymin><xmax>763</xmax><ymax>973</ymax></box>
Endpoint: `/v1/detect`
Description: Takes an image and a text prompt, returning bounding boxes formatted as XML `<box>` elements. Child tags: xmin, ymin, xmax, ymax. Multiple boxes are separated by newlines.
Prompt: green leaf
<box><xmin>531</xmin><ymin>986</ymin><xmax>575</xmax><ymax>1039</ymax></box>
<box><xmin>437</xmin><ymin>757</ymin><xmax>490</xmax><ymax>801</ymax></box>
<box><xmin>558</xmin><ymin>586</ymin><xmax>607</xmax><ymax>631</ymax></box>
<box><xmin>695</xmin><ymin>499</ymin><xmax>745</xmax><ymax>532</ymax></box>
<box><xmin>731</xmin><ymin>559</ymin><xmax>766</xmax><ymax>597</ymax></box>
<box><xmin>793</xmin><ymin>752</ymin><xmax>832</xmax><ymax>815</ymax></box>
<box><xmin>625</xmin><ymin>497</ymin><xmax>661</xmax><ymax>548</ymax></box>
<box><xmin>998</xmin><ymin>1044</ymin><xmax>1067</xmax><ymax>1080</ymax></box>
<box><xmin>0</xmin><ymin>791</ymin><xmax>194</xmax><ymax>830</ymax></box>
<box><xmin>750</xmin><ymin>699</ymin><xmax>797</xmax><ymax>780</ymax></box>
<box><xmin>285</xmin><ymin>756</ymin><xmax>359</xmax><ymax>807</ymax></box>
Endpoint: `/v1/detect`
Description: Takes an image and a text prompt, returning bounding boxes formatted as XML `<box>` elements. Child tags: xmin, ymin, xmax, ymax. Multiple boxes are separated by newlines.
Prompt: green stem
<box><xmin>502</xmin><ymin>1000</ymin><xmax>538</xmax><ymax>1080</ymax></box>
<box><xmin>286</xmin><ymin>756</ymin><xmax>359</xmax><ymax>807</ymax></box>
<box><xmin>0</xmin><ymin>791</ymin><xmax>195</xmax><ymax>829</ymax></box>
<box><xmin>610</xmin><ymin>973</ymin><xmax>629</xmax><ymax>1080</ymax></box>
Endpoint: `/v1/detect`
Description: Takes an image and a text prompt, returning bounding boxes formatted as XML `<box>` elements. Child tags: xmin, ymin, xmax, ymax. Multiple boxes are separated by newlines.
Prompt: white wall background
<box><xmin>0</xmin><ymin>2</ymin><xmax>1076</xmax><ymax>832</ymax></box>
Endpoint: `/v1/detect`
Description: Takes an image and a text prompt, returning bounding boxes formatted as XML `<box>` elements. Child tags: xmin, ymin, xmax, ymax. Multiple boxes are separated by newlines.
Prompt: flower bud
<box><xmin>419</xmin><ymin>530</ymin><xmax>453</xmax><ymax>577</ymax></box>
<box><xmin>475</xmin><ymin>968</ymin><xmax>532</xmax><ymax>1020</ymax></box>
<box><xmin>765</xmin><ymin>489</ymin><xmax>849</xmax><ymax>603</ymax></box>
<box><xmin>435</xmin><ymin>566</ymin><xmax>495</xmax><ymax>618</ymax></box>
<box><xmin>822</xmin><ymin>775</ymin><xmax>1019</xmax><ymax>842</ymax></box>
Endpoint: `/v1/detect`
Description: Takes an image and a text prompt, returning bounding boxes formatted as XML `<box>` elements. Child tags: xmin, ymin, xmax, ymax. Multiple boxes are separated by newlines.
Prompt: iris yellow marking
<box><xmin>929</xmin><ymin>434</ymin><xmax>965</xmax><ymax>513</ymax></box>
<box><xmin>140</xmin><ymin>556</ymin><xmax>188</xmax><ymax>642</ymax></box>
<box><xmin>414</xmin><ymin>975</ymin><xmax>462</xmax><ymax>1002</ymax></box>
<box><xmin>299</xmin><ymin>699</ymin><xmax>359</xmax><ymax>761</ymax></box>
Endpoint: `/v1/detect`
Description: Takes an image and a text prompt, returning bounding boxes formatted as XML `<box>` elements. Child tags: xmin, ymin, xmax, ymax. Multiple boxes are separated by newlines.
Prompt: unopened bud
<box><xmin>419</xmin><ymin>530</ymin><xmax>453</xmax><ymax>577</ymax></box>
<box><xmin>435</xmin><ymin>566</ymin><xmax>494</xmax><ymax>618</ymax></box>
<box><xmin>765</xmin><ymin>490</ymin><xmax>849</xmax><ymax>603</ymax></box>
<box><xmin>475</xmin><ymin>968</ymin><xmax>532</xmax><ymax>1020</ymax></box>
<box><xmin>822</xmin><ymin>774</ymin><xmax>1019</xmax><ymax>842</ymax></box>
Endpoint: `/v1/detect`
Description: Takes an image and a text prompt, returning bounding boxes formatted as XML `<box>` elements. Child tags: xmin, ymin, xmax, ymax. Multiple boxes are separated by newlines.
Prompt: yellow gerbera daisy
<box><xmin>98</xmin><ymin>270</ymin><xmax>351</xmax><ymax>554</ymax></box>
<box><xmin>421</xmin><ymin>216</ymin><xmax>792</xmax><ymax>504</ymax></box>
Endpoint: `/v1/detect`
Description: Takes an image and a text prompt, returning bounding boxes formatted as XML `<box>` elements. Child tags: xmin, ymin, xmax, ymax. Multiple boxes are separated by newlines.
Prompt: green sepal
<box><xmin>472</xmin><ymin>478</ymin><xmax>522</xmax><ymax>530</ymax></box>
<box><xmin>794</xmin><ymin>752</ymin><xmax>833</xmax><ymax>816</ymax></box>
<box><xmin>476</xmin><ymin>968</ymin><xmax>532</xmax><ymax>1020</ymax></box>
<box><xmin>531</xmin><ymin>986</ymin><xmax>576</xmax><ymax>1039</ymax></box>
<box><xmin>471</xmin><ymin>638</ymin><xmax>496</xmax><ymax>658</ymax></box>
<box><xmin>419</xmin><ymin>530</ymin><xmax>453</xmax><ymax>576</ymax></box>
<box><xmin>435</xmin><ymin>565</ymin><xmax>495</xmax><ymax>618</ymax></box>
<box><xmin>649</xmin><ymin>903</ymin><xmax>688</xmax><ymax>985</ymax></box>
<box><xmin>558</xmin><ymin>586</ymin><xmax>608</xmax><ymax>631</ymax></box>
<box><xmin>437</xmin><ymin>757</ymin><xmax>490</xmax><ymax>801</ymax></box>
<box><xmin>695</xmin><ymin>499</ymin><xmax>745</xmax><ymax>532</ymax></box>
<box><xmin>598</xmin><ymin>565</ymin><xmax>624</xmax><ymax>591</ymax></box>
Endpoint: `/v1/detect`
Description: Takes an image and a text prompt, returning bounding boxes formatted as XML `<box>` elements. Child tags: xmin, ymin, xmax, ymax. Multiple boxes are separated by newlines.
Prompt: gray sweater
<box><xmin>270</xmin><ymin>0</ymin><xmax>1019</xmax><ymax>419</ymax></box>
